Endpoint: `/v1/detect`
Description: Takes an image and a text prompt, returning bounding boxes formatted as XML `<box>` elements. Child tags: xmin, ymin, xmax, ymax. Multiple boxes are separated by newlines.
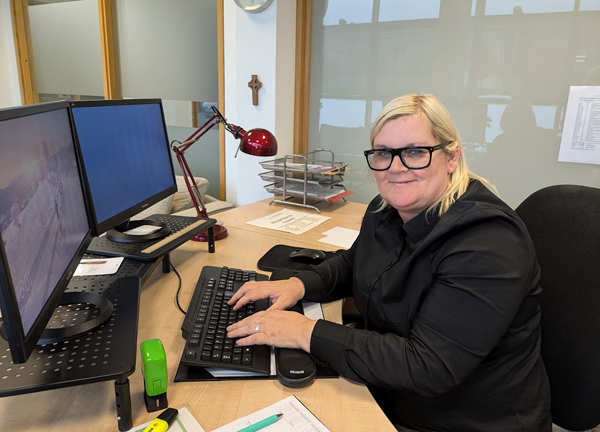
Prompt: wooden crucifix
<box><xmin>248</xmin><ymin>75</ymin><xmax>262</xmax><ymax>106</ymax></box>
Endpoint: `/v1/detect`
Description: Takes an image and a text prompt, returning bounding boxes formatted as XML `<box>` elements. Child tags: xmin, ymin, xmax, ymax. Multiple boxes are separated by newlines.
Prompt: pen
<box><xmin>142</xmin><ymin>407</ymin><xmax>179</xmax><ymax>432</ymax></box>
<box><xmin>79</xmin><ymin>260</ymin><xmax>107</xmax><ymax>265</ymax></box>
<box><xmin>236</xmin><ymin>413</ymin><xmax>283</xmax><ymax>432</ymax></box>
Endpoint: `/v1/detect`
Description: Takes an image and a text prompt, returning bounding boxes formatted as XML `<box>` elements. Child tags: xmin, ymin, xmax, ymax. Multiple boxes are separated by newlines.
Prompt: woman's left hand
<box><xmin>226</xmin><ymin>310</ymin><xmax>317</xmax><ymax>353</ymax></box>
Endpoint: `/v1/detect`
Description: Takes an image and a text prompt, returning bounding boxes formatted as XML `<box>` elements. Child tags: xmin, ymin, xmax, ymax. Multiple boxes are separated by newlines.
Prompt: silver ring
<box><xmin>254</xmin><ymin>323</ymin><xmax>260</xmax><ymax>333</ymax></box>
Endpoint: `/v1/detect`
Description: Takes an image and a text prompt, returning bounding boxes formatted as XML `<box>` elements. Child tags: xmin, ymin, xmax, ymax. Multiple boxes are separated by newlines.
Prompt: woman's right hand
<box><xmin>227</xmin><ymin>277</ymin><xmax>305</xmax><ymax>311</ymax></box>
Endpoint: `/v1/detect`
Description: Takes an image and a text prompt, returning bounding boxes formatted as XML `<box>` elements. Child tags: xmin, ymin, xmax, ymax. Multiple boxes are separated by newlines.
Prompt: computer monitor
<box><xmin>0</xmin><ymin>101</ymin><xmax>93</xmax><ymax>364</ymax></box>
<box><xmin>69</xmin><ymin>99</ymin><xmax>177</xmax><ymax>243</ymax></box>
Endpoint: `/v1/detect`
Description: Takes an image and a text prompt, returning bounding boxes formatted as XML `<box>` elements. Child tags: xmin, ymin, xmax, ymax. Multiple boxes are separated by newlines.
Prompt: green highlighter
<box><xmin>141</xmin><ymin>338</ymin><xmax>169</xmax><ymax>412</ymax></box>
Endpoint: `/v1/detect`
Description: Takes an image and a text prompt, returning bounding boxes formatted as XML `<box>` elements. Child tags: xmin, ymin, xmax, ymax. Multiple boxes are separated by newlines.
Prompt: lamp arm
<box><xmin>173</xmin><ymin>149</ymin><xmax>209</xmax><ymax>219</ymax></box>
<box><xmin>174</xmin><ymin>113</ymin><xmax>221</xmax><ymax>153</ymax></box>
<box><xmin>170</xmin><ymin>107</ymin><xmax>247</xmax><ymax>221</ymax></box>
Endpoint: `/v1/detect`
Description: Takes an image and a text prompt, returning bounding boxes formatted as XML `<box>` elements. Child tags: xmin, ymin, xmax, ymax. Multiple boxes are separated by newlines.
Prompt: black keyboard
<box><xmin>180</xmin><ymin>266</ymin><xmax>271</xmax><ymax>374</ymax></box>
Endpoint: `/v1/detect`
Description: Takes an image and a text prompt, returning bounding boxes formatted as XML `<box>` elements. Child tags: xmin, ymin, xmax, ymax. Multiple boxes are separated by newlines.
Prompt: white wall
<box><xmin>0</xmin><ymin>0</ymin><xmax>21</xmax><ymax>108</ymax></box>
<box><xmin>224</xmin><ymin>0</ymin><xmax>296</xmax><ymax>206</ymax></box>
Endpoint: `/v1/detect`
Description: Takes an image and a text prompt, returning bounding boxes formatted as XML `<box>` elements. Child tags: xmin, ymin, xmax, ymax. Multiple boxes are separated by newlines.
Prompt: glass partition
<box><xmin>308</xmin><ymin>0</ymin><xmax>600</xmax><ymax>208</ymax></box>
<box><xmin>28</xmin><ymin>0</ymin><xmax>104</xmax><ymax>101</ymax></box>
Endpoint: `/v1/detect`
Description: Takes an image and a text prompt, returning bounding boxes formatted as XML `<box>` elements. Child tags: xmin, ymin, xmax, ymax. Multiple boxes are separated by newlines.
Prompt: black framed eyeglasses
<box><xmin>363</xmin><ymin>141</ymin><xmax>452</xmax><ymax>171</ymax></box>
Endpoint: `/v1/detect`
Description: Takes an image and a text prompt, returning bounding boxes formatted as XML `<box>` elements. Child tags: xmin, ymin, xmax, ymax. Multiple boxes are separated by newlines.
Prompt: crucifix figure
<box><xmin>248</xmin><ymin>75</ymin><xmax>262</xmax><ymax>106</ymax></box>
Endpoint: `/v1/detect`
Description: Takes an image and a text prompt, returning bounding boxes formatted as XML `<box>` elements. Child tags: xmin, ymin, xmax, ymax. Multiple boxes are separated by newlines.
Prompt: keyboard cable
<box><xmin>169</xmin><ymin>261</ymin><xmax>187</xmax><ymax>315</ymax></box>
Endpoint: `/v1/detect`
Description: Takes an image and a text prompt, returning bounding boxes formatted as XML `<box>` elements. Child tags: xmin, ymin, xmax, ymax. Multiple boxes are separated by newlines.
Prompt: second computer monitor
<box><xmin>70</xmin><ymin>99</ymin><xmax>177</xmax><ymax>241</ymax></box>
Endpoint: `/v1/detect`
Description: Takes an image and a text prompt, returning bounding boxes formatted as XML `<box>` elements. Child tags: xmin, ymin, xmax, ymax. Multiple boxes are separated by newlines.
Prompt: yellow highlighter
<box><xmin>143</xmin><ymin>408</ymin><xmax>178</xmax><ymax>432</ymax></box>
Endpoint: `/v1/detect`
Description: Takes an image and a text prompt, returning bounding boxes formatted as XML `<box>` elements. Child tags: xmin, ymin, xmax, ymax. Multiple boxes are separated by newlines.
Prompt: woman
<box><xmin>227</xmin><ymin>94</ymin><xmax>551</xmax><ymax>432</ymax></box>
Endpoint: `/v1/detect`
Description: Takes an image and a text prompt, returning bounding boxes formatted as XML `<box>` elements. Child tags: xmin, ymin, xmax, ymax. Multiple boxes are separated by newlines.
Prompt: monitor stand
<box><xmin>0</xmin><ymin>276</ymin><xmax>141</xmax><ymax>431</ymax></box>
<box><xmin>87</xmin><ymin>214</ymin><xmax>216</xmax><ymax>261</ymax></box>
<box><xmin>105</xmin><ymin>218</ymin><xmax>171</xmax><ymax>243</ymax></box>
<box><xmin>0</xmin><ymin>291</ymin><xmax>114</xmax><ymax>346</ymax></box>
<box><xmin>37</xmin><ymin>291</ymin><xmax>114</xmax><ymax>344</ymax></box>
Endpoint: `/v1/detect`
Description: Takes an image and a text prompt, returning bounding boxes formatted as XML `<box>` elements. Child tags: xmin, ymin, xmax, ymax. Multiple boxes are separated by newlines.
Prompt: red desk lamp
<box><xmin>172</xmin><ymin>106</ymin><xmax>277</xmax><ymax>241</ymax></box>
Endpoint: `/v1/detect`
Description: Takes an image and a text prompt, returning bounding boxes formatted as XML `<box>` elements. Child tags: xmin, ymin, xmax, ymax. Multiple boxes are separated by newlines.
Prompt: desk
<box><xmin>0</xmin><ymin>199</ymin><xmax>395</xmax><ymax>432</ymax></box>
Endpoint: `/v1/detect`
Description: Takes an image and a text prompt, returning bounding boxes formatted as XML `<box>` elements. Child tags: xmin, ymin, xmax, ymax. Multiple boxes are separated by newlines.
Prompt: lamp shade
<box><xmin>239</xmin><ymin>128</ymin><xmax>278</xmax><ymax>156</ymax></box>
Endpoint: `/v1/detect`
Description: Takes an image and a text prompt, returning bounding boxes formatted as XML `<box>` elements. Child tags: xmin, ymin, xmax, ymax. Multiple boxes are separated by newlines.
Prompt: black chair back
<box><xmin>516</xmin><ymin>184</ymin><xmax>600</xmax><ymax>431</ymax></box>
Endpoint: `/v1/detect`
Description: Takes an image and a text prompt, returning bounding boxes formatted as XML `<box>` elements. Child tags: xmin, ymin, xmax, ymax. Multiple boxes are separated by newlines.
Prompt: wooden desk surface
<box><xmin>216</xmin><ymin>198</ymin><xmax>366</xmax><ymax>248</ymax></box>
<box><xmin>0</xmin><ymin>200</ymin><xmax>395</xmax><ymax>432</ymax></box>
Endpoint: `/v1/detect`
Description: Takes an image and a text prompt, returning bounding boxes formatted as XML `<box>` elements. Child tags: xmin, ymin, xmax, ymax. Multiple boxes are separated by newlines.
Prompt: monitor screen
<box><xmin>70</xmin><ymin>99</ymin><xmax>177</xmax><ymax>237</ymax></box>
<box><xmin>0</xmin><ymin>101</ymin><xmax>92</xmax><ymax>363</ymax></box>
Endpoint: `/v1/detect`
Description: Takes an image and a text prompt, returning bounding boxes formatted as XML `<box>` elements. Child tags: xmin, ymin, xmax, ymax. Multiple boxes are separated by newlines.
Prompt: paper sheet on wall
<box><xmin>558</xmin><ymin>86</ymin><xmax>600</xmax><ymax>164</ymax></box>
<box><xmin>211</xmin><ymin>395</ymin><xmax>331</xmax><ymax>432</ymax></box>
<box><xmin>247</xmin><ymin>209</ymin><xmax>331</xmax><ymax>234</ymax></box>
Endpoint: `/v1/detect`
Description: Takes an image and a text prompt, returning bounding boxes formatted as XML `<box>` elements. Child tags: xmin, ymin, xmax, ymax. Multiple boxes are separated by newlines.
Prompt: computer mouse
<box><xmin>288</xmin><ymin>248</ymin><xmax>326</xmax><ymax>264</ymax></box>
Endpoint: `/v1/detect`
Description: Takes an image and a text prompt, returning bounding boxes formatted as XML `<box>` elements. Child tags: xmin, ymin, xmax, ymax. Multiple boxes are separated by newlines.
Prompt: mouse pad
<box><xmin>257</xmin><ymin>244</ymin><xmax>342</xmax><ymax>273</ymax></box>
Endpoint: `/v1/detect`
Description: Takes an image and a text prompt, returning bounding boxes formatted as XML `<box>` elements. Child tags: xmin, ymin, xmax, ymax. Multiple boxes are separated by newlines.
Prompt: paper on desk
<box><xmin>247</xmin><ymin>209</ymin><xmax>330</xmax><ymax>235</ymax></box>
<box><xmin>318</xmin><ymin>227</ymin><xmax>359</xmax><ymax>249</ymax></box>
<box><xmin>74</xmin><ymin>257</ymin><xmax>124</xmax><ymax>276</ymax></box>
<box><xmin>206</xmin><ymin>302</ymin><xmax>324</xmax><ymax>378</ymax></box>
<box><xmin>126</xmin><ymin>407</ymin><xmax>205</xmax><ymax>432</ymax></box>
<box><xmin>212</xmin><ymin>395</ymin><xmax>331</xmax><ymax>432</ymax></box>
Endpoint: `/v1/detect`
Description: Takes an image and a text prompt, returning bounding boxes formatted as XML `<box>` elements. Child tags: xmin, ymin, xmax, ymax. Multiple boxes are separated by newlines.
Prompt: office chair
<box><xmin>515</xmin><ymin>185</ymin><xmax>600</xmax><ymax>431</ymax></box>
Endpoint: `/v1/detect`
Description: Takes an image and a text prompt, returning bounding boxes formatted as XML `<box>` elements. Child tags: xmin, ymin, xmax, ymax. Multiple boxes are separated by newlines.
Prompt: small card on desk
<box><xmin>74</xmin><ymin>257</ymin><xmax>124</xmax><ymax>276</ymax></box>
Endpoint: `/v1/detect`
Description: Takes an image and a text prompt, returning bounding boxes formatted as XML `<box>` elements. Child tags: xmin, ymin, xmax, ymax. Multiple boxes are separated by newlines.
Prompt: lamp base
<box><xmin>192</xmin><ymin>223</ymin><xmax>228</xmax><ymax>242</ymax></box>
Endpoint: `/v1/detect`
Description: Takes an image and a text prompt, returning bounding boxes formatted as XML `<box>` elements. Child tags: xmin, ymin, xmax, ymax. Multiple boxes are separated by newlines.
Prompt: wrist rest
<box><xmin>275</xmin><ymin>301</ymin><xmax>316</xmax><ymax>388</ymax></box>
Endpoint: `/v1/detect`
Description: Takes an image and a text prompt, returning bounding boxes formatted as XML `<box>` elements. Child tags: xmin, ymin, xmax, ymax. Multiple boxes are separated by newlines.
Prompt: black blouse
<box><xmin>296</xmin><ymin>180</ymin><xmax>551</xmax><ymax>432</ymax></box>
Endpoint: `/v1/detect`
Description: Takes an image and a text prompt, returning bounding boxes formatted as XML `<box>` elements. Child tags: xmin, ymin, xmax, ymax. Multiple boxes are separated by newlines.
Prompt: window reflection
<box><xmin>483</xmin><ymin>0</ymin><xmax>575</xmax><ymax>16</ymax></box>
<box><xmin>580</xmin><ymin>0</ymin><xmax>600</xmax><ymax>11</ymax></box>
<box><xmin>322</xmin><ymin>0</ymin><xmax>374</xmax><ymax>25</ymax></box>
<box><xmin>320</xmin><ymin>99</ymin><xmax>367</xmax><ymax>128</ymax></box>
<box><xmin>378</xmin><ymin>0</ymin><xmax>440</xmax><ymax>22</ymax></box>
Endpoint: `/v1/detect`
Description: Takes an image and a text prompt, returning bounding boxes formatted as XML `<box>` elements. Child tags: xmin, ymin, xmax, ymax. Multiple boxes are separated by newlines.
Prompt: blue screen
<box><xmin>71</xmin><ymin>103</ymin><xmax>175</xmax><ymax>225</ymax></box>
<box><xmin>0</xmin><ymin>108</ymin><xmax>90</xmax><ymax>335</ymax></box>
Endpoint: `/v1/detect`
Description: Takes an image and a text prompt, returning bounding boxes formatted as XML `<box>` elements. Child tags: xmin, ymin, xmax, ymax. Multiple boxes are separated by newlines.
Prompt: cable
<box><xmin>169</xmin><ymin>261</ymin><xmax>187</xmax><ymax>315</ymax></box>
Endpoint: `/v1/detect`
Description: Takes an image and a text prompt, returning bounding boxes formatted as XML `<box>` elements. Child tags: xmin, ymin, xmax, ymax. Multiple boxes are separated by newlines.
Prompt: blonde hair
<box><xmin>370</xmin><ymin>94</ymin><xmax>496</xmax><ymax>217</ymax></box>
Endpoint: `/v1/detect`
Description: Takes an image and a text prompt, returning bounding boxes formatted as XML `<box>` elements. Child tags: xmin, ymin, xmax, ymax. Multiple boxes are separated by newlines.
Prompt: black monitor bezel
<box><xmin>69</xmin><ymin>98</ymin><xmax>177</xmax><ymax>238</ymax></box>
<box><xmin>0</xmin><ymin>100</ymin><xmax>94</xmax><ymax>363</ymax></box>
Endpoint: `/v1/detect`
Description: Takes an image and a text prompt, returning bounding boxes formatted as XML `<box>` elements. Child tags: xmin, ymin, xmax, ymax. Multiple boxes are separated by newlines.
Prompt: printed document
<box><xmin>247</xmin><ymin>209</ymin><xmax>330</xmax><ymax>235</ymax></box>
<box><xmin>211</xmin><ymin>395</ymin><xmax>331</xmax><ymax>432</ymax></box>
<box><xmin>558</xmin><ymin>86</ymin><xmax>600</xmax><ymax>164</ymax></box>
